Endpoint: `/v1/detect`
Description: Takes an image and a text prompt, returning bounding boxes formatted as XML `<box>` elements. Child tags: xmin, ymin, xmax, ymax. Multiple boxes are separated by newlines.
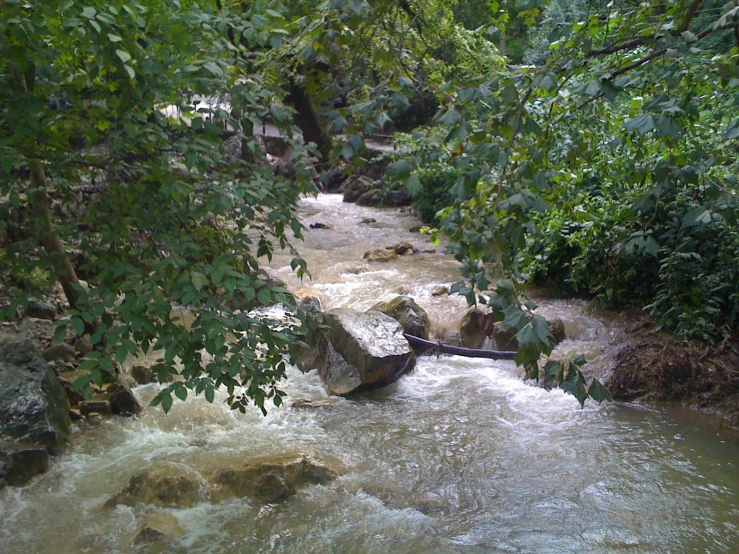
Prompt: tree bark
<box><xmin>29</xmin><ymin>162</ymin><xmax>84</xmax><ymax>312</ymax></box>
<box><xmin>404</xmin><ymin>334</ymin><xmax>517</xmax><ymax>360</ymax></box>
<box><xmin>286</xmin><ymin>79</ymin><xmax>333</xmax><ymax>163</ymax></box>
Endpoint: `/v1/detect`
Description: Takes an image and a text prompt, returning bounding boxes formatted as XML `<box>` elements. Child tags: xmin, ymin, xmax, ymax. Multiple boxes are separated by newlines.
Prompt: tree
<box><xmin>388</xmin><ymin>0</ymin><xmax>739</xmax><ymax>400</ymax></box>
<box><xmin>1</xmin><ymin>0</ymin><xmax>320</xmax><ymax>413</ymax></box>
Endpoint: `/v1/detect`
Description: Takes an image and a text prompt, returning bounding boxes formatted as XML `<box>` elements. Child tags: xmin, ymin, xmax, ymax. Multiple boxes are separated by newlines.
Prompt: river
<box><xmin>1</xmin><ymin>194</ymin><xmax>738</xmax><ymax>553</ymax></box>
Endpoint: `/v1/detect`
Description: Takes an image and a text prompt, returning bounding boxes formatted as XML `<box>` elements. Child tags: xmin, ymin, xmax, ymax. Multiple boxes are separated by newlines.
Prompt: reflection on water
<box><xmin>1</xmin><ymin>195</ymin><xmax>737</xmax><ymax>554</ymax></box>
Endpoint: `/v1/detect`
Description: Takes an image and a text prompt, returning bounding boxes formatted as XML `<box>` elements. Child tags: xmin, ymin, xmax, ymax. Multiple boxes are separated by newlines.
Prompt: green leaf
<box><xmin>502</xmin><ymin>305</ymin><xmax>528</xmax><ymax>330</ymax></box>
<box><xmin>439</xmin><ymin>107</ymin><xmax>462</xmax><ymax>127</ymax></box>
<box><xmin>655</xmin><ymin>114</ymin><xmax>682</xmax><ymax>138</ymax></box>
<box><xmin>405</xmin><ymin>173</ymin><xmax>422</xmax><ymax>194</ymax></box>
<box><xmin>191</xmin><ymin>271</ymin><xmax>208</xmax><ymax>291</ymax></box>
<box><xmin>257</xmin><ymin>289</ymin><xmax>271</xmax><ymax>305</ymax></box>
<box><xmin>116</xmin><ymin>49</ymin><xmax>132</xmax><ymax>63</ymax></box>
<box><xmin>107</xmin><ymin>33</ymin><xmax>123</xmax><ymax>42</ymax></box>
<box><xmin>205</xmin><ymin>386</ymin><xmax>215</xmax><ymax>403</ymax></box>
<box><xmin>387</xmin><ymin>159</ymin><xmax>412</xmax><ymax>179</ymax></box>
<box><xmin>123</xmin><ymin>64</ymin><xmax>135</xmax><ymax>79</ymax></box>
<box><xmin>563</xmin><ymin>370</ymin><xmax>588</xmax><ymax>407</ymax></box>
<box><xmin>161</xmin><ymin>392</ymin><xmax>173</xmax><ymax>413</ymax></box>
<box><xmin>681</xmin><ymin>207</ymin><xmax>712</xmax><ymax>229</ymax></box>
<box><xmin>72</xmin><ymin>317</ymin><xmax>85</xmax><ymax>335</ymax></box>
<box><xmin>174</xmin><ymin>385</ymin><xmax>187</xmax><ymax>402</ymax></box>
<box><xmin>588</xmin><ymin>379</ymin><xmax>612</xmax><ymax>403</ymax></box>
<box><xmin>623</xmin><ymin>114</ymin><xmax>655</xmax><ymax>135</ymax></box>
<box><xmin>53</xmin><ymin>322</ymin><xmax>67</xmax><ymax>344</ymax></box>
<box><xmin>723</xmin><ymin>122</ymin><xmax>739</xmax><ymax>140</ymax></box>
<box><xmin>115</xmin><ymin>344</ymin><xmax>128</xmax><ymax>364</ymax></box>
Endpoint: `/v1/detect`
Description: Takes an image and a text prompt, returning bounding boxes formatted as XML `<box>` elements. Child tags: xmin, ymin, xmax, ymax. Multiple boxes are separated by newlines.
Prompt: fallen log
<box><xmin>404</xmin><ymin>334</ymin><xmax>517</xmax><ymax>360</ymax></box>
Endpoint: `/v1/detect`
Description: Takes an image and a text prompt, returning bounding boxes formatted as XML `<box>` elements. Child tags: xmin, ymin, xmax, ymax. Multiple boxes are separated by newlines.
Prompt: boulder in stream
<box><xmin>320</xmin><ymin>309</ymin><xmax>416</xmax><ymax>395</ymax></box>
<box><xmin>106</xmin><ymin>381</ymin><xmax>142</xmax><ymax>417</ymax></box>
<box><xmin>363</xmin><ymin>249</ymin><xmax>398</xmax><ymax>262</ymax></box>
<box><xmin>296</xmin><ymin>308</ymin><xmax>329</xmax><ymax>373</ymax></box>
<box><xmin>0</xmin><ymin>333</ymin><xmax>71</xmax><ymax>457</ymax></box>
<box><xmin>134</xmin><ymin>510</ymin><xmax>185</xmax><ymax>545</ymax></box>
<box><xmin>460</xmin><ymin>309</ymin><xmax>566</xmax><ymax>350</ymax></box>
<box><xmin>209</xmin><ymin>451</ymin><xmax>344</xmax><ymax>503</ymax></box>
<box><xmin>107</xmin><ymin>462</ymin><xmax>208</xmax><ymax>508</ymax></box>
<box><xmin>459</xmin><ymin>309</ymin><xmax>490</xmax><ymax>350</ymax></box>
<box><xmin>0</xmin><ymin>440</ymin><xmax>50</xmax><ymax>488</ymax></box>
<box><xmin>369</xmin><ymin>296</ymin><xmax>431</xmax><ymax>340</ymax></box>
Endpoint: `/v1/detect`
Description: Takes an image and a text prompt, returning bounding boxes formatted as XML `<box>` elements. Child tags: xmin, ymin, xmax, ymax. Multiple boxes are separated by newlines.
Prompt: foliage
<box><xmin>384</xmin><ymin>0</ymin><xmax>739</xmax><ymax>404</ymax></box>
<box><xmin>0</xmin><ymin>0</ymin><xmax>318</xmax><ymax>413</ymax></box>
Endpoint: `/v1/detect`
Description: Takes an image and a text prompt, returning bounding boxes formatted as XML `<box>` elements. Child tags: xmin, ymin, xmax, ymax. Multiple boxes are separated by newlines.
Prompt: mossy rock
<box><xmin>369</xmin><ymin>295</ymin><xmax>431</xmax><ymax>340</ymax></box>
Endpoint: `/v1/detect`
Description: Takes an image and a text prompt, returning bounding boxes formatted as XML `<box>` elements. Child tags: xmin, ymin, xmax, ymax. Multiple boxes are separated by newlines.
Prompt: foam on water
<box><xmin>2</xmin><ymin>194</ymin><xmax>739</xmax><ymax>553</ymax></box>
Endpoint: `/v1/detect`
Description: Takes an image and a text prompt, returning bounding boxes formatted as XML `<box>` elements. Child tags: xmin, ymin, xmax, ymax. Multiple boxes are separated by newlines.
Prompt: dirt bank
<box><xmin>607</xmin><ymin>322</ymin><xmax>739</xmax><ymax>425</ymax></box>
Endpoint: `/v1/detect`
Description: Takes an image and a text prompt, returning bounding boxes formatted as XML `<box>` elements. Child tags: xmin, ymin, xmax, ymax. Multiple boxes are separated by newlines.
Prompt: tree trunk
<box><xmin>287</xmin><ymin>79</ymin><xmax>333</xmax><ymax>163</ymax></box>
<box><xmin>29</xmin><ymin>162</ymin><xmax>83</xmax><ymax>312</ymax></box>
<box><xmin>404</xmin><ymin>334</ymin><xmax>517</xmax><ymax>360</ymax></box>
<box><xmin>241</xmin><ymin>117</ymin><xmax>255</xmax><ymax>164</ymax></box>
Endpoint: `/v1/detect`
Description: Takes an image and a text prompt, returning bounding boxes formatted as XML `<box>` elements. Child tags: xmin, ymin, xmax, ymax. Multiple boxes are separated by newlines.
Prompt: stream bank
<box><xmin>1</xmin><ymin>194</ymin><xmax>738</xmax><ymax>553</ymax></box>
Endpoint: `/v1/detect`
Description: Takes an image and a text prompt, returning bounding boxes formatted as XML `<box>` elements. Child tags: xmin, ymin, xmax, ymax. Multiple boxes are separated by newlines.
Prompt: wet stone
<box><xmin>27</xmin><ymin>300</ymin><xmax>56</xmax><ymax>321</ymax></box>
<box><xmin>134</xmin><ymin>510</ymin><xmax>185</xmax><ymax>544</ymax></box>
<box><xmin>131</xmin><ymin>364</ymin><xmax>155</xmax><ymax>385</ymax></box>
<box><xmin>42</xmin><ymin>343</ymin><xmax>76</xmax><ymax>363</ymax></box>
<box><xmin>79</xmin><ymin>400</ymin><xmax>112</xmax><ymax>416</ymax></box>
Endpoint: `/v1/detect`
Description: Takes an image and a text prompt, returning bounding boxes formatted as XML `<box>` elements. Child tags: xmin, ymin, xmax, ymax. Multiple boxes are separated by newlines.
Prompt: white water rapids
<box><xmin>1</xmin><ymin>194</ymin><xmax>738</xmax><ymax>553</ymax></box>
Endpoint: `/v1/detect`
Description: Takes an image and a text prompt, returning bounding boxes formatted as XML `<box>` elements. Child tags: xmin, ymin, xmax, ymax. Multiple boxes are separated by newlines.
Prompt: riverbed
<box><xmin>1</xmin><ymin>194</ymin><xmax>737</xmax><ymax>553</ymax></box>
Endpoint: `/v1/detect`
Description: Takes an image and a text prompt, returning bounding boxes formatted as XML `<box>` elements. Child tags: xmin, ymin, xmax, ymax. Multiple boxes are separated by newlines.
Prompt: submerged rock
<box><xmin>0</xmin><ymin>333</ymin><xmax>71</xmax><ymax>457</ymax></box>
<box><xmin>363</xmin><ymin>249</ymin><xmax>398</xmax><ymax>262</ymax></box>
<box><xmin>431</xmin><ymin>285</ymin><xmax>450</xmax><ymax>297</ymax></box>
<box><xmin>391</xmin><ymin>242</ymin><xmax>415</xmax><ymax>255</ymax></box>
<box><xmin>134</xmin><ymin>510</ymin><xmax>185</xmax><ymax>544</ymax></box>
<box><xmin>0</xmin><ymin>440</ymin><xmax>50</xmax><ymax>488</ymax></box>
<box><xmin>320</xmin><ymin>309</ymin><xmax>415</xmax><ymax>395</ymax></box>
<box><xmin>107</xmin><ymin>463</ymin><xmax>208</xmax><ymax>508</ymax></box>
<box><xmin>210</xmin><ymin>452</ymin><xmax>344</xmax><ymax>503</ymax></box>
<box><xmin>369</xmin><ymin>296</ymin><xmax>431</xmax><ymax>340</ymax></box>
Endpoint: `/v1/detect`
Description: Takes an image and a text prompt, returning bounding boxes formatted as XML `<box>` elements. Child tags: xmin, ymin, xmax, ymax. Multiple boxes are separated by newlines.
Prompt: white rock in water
<box><xmin>320</xmin><ymin>309</ymin><xmax>415</xmax><ymax>395</ymax></box>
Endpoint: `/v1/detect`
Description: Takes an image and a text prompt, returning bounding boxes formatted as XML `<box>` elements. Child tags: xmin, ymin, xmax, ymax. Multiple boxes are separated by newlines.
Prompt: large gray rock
<box><xmin>369</xmin><ymin>296</ymin><xmax>431</xmax><ymax>340</ymax></box>
<box><xmin>321</xmin><ymin>309</ymin><xmax>416</xmax><ymax>395</ymax></box>
<box><xmin>0</xmin><ymin>333</ymin><xmax>71</xmax><ymax>456</ymax></box>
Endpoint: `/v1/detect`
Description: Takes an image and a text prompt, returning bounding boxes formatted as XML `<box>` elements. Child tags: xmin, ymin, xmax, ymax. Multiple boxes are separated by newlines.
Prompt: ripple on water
<box><xmin>2</xmin><ymin>195</ymin><xmax>739</xmax><ymax>553</ymax></box>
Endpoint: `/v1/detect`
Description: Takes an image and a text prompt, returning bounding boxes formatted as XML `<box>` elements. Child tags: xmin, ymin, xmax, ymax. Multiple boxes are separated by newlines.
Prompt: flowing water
<box><xmin>1</xmin><ymin>195</ymin><xmax>738</xmax><ymax>553</ymax></box>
